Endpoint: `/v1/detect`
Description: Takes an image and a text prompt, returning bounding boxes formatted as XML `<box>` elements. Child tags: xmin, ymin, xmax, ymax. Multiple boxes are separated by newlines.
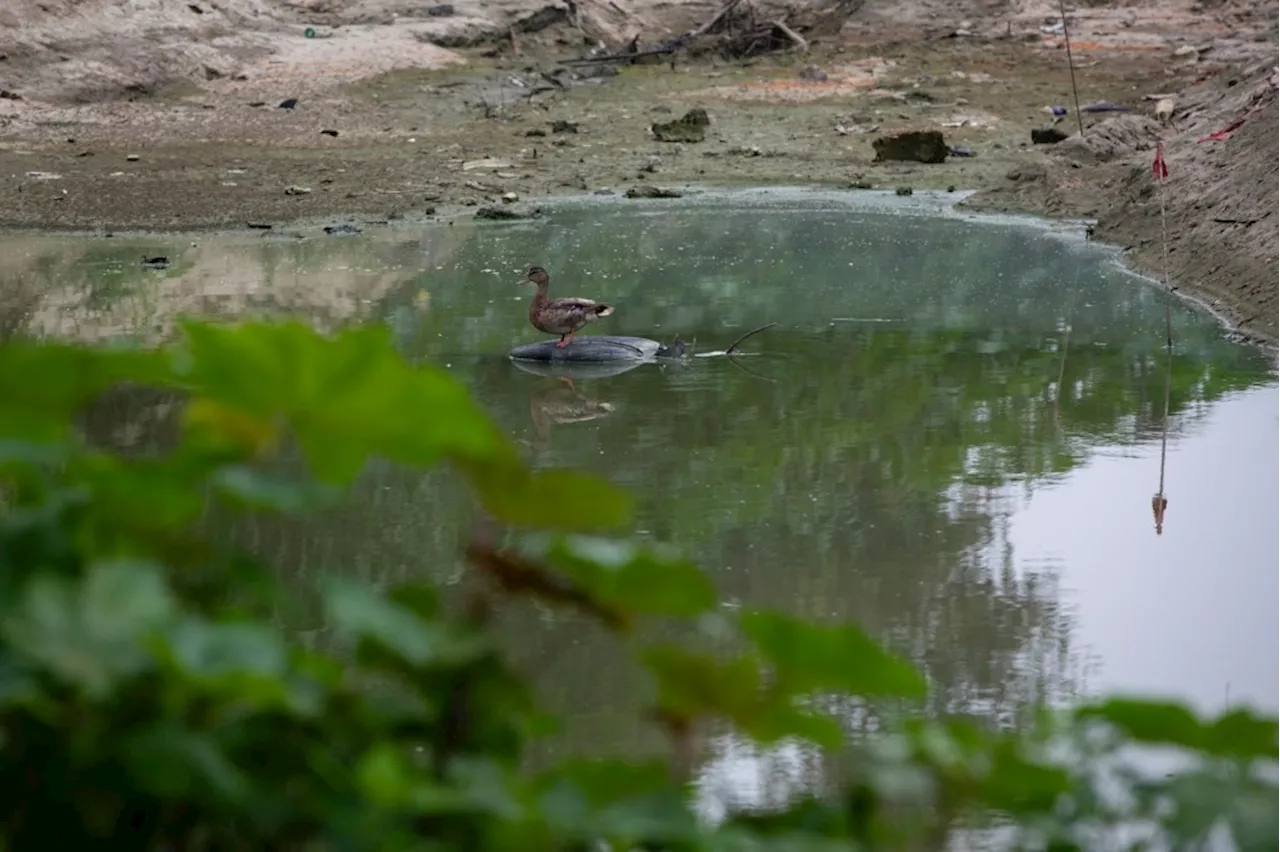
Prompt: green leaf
<box><xmin>0</xmin><ymin>343</ymin><xmax>170</xmax><ymax>442</ymax></box>
<box><xmin>165</xmin><ymin>619</ymin><xmax>287</xmax><ymax>679</ymax></box>
<box><xmin>121</xmin><ymin>724</ymin><xmax>249</xmax><ymax>806</ymax></box>
<box><xmin>1204</xmin><ymin>708</ymin><xmax>1279</xmax><ymax>760</ymax></box>
<box><xmin>1077</xmin><ymin>698</ymin><xmax>1205</xmax><ymax>750</ymax></box>
<box><xmin>321</xmin><ymin>576</ymin><xmax>487</xmax><ymax>669</ymax></box>
<box><xmin>210</xmin><ymin>465</ymin><xmax>342</xmax><ymax>513</ymax></box>
<box><xmin>2</xmin><ymin>559</ymin><xmax>176</xmax><ymax>697</ymax></box>
<box><xmin>739</xmin><ymin>611</ymin><xmax>927</xmax><ymax>699</ymax></box>
<box><xmin>748</xmin><ymin>702</ymin><xmax>845</xmax><ymax>749</ymax></box>
<box><xmin>466</xmin><ymin>466</ymin><xmax>633</xmax><ymax>531</ymax></box>
<box><xmin>641</xmin><ymin>645</ymin><xmax>762</xmax><ymax>721</ymax></box>
<box><xmin>529</xmin><ymin>535</ymin><xmax>716</xmax><ymax>617</ymax></box>
<box><xmin>176</xmin><ymin>321</ymin><xmax>514</xmax><ymax>484</ymax></box>
<box><xmin>593</xmin><ymin>788</ymin><xmax>699</xmax><ymax>843</ymax></box>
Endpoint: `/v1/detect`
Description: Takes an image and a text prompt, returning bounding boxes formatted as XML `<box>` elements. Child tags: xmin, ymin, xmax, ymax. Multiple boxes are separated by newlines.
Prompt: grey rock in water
<box><xmin>475</xmin><ymin>205</ymin><xmax>542</xmax><ymax>220</ymax></box>
<box><xmin>625</xmin><ymin>185</ymin><xmax>683</xmax><ymax>199</ymax></box>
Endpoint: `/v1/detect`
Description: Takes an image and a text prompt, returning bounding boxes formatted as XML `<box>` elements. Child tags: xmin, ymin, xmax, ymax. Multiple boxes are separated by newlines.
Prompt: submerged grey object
<box><xmin>508</xmin><ymin>335</ymin><xmax>672</xmax><ymax>364</ymax></box>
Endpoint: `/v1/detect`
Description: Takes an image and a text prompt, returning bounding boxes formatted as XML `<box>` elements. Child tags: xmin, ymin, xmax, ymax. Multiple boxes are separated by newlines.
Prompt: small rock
<box><xmin>323</xmin><ymin>223</ymin><xmax>361</xmax><ymax>236</ymax></box>
<box><xmin>872</xmin><ymin>130</ymin><xmax>948</xmax><ymax>164</ymax></box>
<box><xmin>799</xmin><ymin>65</ymin><xmax>828</xmax><ymax>82</ymax></box>
<box><xmin>550</xmin><ymin>119</ymin><xmax>578</xmax><ymax>134</ymax></box>
<box><xmin>246</xmin><ymin>222</ymin><xmax>272</xmax><ymax>230</ymax></box>
<box><xmin>0</xmin><ymin>89</ymin><xmax>22</xmax><ymax>101</ymax></box>
<box><xmin>501</xmin><ymin>191</ymin><xmax>519</xmax><ymax>203</ymax></box>
<box><xmin>425</xmin><ymin>205</ymin><xmax>437</xmax><ymax>215</ymax></box>
<box><xmin>946</xmin><ymin>185</ymin><xmax>956</xmax><ymax>192</ymax></box>
<box><xmin>426</xmin><ymin>3</ymin><xmax>455</xmax><ymax>16</ymax></box>
<box><xmin>202</xmin><ymin>64</ymin><xmax>224</xmax><ymax>81</ymax></box>
<box><xmin>126</xmin><ymin>154</ymin><xmax>140</xmax><ymax>162</ymax></box>
<box><xmin>524</xmin><ymin>129</ymin><xmax>547</xmax><ymax>137</ymax></box>
<box><xmin>76</xmin><ymin>151</ymin><xmax>93</xmax><ymax>157</ymax></box>
<box><xmin>625</xmin><ymin>185</ymin><xmax>683</xmax><ymax>199</ymax></box>
<box><xmin>463</xmin><ymin>158</ymin><xmax>515</xmax><ymax>171</ymax></box>
<box><xmin>475</xmin><ymin>205</ymin><xmax>541</xmax><ymax>220</ymax></box>
<box><xmin>894</xmin><ymin>186</ymin><xmax>914</xmax><ymax>196</ymax></box>
<box><xmin>1005</xmin><ymin>162</ymin><xmax>1047</xmax><ymax>183</ymax></box>
<box><xmin>141</xmin><ymin>255</ymin><xmax>171</xmax><ymax>269</ymax></box>
<box><xmin>640</xmin><ymin>155</ymin><xmax>661</xmax><ymax>173</ymax></box>
<box><xmin>320</xmin><ymin>129</ymin><xmax>339</xmax><ymax>137</ymax></box>
<box><xmin>949</xmin><ymin>145</ymin><xmax>976</xmax><ymax>157</ymax></box>
<box><xmin>285</xmin><ymin>185</ymin><xmax>312</xmax><ymax>195</ymax></box>
<box><xmin>278</xmin><ymin>98</ymin><xmax>299</xmax><ymax>109</ymax></box>
<box><xmin>1030</xmin><ymin>127</ymin><xmax>1069</xmax><ymax>145</ymax></box>
<box><xmin>651</xmin><ymin>108</ymin><xmax>710</xmax><ymax>143</ymax></box>
<box><xmin>848</xmin><ymin>180</ymin><xmax>874</xmax><ymax>190</ymax></box>
<box><xmin>248</xmin><ymin>100</ymin><xmax>266</xmax><ymax>107</ymax></box>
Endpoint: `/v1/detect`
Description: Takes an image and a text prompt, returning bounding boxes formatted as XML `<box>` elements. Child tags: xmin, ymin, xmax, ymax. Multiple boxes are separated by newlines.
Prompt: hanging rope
<box><xmin>1151</xmin><ymin>140</ymin><xmax>1172</xmax><ymax>535</ymax></box>
<box><xmin>1153</xmin><ymin>140</ymin><xmax>1173</xmax><ymax>348</ymax></box>
<box><xmin>1057</xmin><ymin>0</ymin><xmax>1086</xmax><ymax>137</ymax></box>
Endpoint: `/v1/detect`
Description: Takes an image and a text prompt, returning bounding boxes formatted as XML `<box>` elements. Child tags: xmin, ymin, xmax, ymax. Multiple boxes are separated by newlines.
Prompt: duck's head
<box><xmin>519</xmin><ymin>266</ymin><xmax>550</xmax><ymax>287</ymax></box>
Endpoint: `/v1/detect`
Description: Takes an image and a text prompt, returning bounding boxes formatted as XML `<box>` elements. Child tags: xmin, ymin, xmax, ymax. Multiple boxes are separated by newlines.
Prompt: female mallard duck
<box><xmin>519</xmin><ymin>266</ymin><xmax>614</xmax><ymax>348</ymax></box>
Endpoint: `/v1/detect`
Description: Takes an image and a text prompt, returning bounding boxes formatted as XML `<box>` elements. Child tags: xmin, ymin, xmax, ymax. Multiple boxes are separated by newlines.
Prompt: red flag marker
<box><xmin>1152</xmin><ymin>141</ymin><xmax>1168</xmax><ymax>179</ymax></box>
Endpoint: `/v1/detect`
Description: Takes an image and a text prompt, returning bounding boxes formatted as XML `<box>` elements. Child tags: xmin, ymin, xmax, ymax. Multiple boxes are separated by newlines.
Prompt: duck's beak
<box><xmin>517</xmin><ymin>275</ymin><xmax>531</xmax><ymax>286</ymax></box>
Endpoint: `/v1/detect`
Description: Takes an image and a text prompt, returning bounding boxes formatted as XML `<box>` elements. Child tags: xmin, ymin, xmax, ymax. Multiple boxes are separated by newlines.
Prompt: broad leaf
<box><xmin>642</xmin><ymin>645</ymin><xmax>763</xmax><ymax>722</ymax></box>
<box><xmin>321</xmin><ymin>576</ymin><xmax>487</xmax><ymax>669</ymax></box>
<box><xmin>739</xmin><ymin>611</ymin><xmax>927</xmax><ymax>699</ymax></box>
<box><xmin>0</xmin><ymin>343</ymin><xmax>170</xmax><ymax>441</ymax></box>
<box><xmin>2</xmin><ymin>559</ymin><xmax>176</xmax><ymax>697</ymax></box>
<box><xmin>466</xmin><ymin>465</ymin><xmax>633</xmax><ymax>531</ymax></box>
<box><xmin>1077</xmin><ymin>698</ymin><xmax>1205</xmax><ymax>751</ymax></box>
<box><xmin>121</xmin><ymin>724</ymin><xmax>249</xmax><ymax>805</ymax></box>
<box><xmin>529</xmin><ymin>534</ymin><xmax>716</xmax><ymax>617</ymax></box>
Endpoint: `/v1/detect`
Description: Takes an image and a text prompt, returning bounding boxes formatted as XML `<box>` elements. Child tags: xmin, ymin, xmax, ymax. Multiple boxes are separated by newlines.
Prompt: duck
<box><xmin>518</xmin><ymin>265</ymin><xmax>614</xmax><ymax>348</ymax></box>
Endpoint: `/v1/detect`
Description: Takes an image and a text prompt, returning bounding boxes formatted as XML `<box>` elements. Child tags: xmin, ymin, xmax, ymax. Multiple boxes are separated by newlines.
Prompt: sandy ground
<box><xmin>0</xmin><ymin>0</ymin><xmax>1276</xmax><ymax>343</ymax></box>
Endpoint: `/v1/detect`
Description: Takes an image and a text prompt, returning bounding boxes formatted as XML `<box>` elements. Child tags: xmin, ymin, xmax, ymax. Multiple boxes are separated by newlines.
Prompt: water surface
<box><xmin>5</xmin><ymin>190</ymin><xmax>1276</xmax><ymax>808</ymax></box>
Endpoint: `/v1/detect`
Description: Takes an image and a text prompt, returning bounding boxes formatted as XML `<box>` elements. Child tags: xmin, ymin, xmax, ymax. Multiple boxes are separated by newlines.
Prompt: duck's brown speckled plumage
<box><xmin>519</xmin><ymin>266</ymin><xmax>614</xmax><ymax>348</ymax></box>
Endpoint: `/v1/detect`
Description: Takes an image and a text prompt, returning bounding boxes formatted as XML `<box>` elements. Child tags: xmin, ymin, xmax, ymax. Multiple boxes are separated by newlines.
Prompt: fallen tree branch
<box><xmin>771</xmin><ymin>19</ymin><xmax>809</xmax><ymax>51</ymax></box>
<box><xmin>725</xmin><ymin>321</ymin><xmax>777</xmax><ymax>355</ymax></box>
<box><xmin>559</xmin><ymin>0</ymin><xmax>744</xmax><ymax>65</ymax></box>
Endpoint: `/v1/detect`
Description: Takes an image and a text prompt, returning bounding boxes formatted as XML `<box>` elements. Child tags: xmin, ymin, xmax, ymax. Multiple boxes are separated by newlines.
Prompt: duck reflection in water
<box><xmin>527</xmin><ymin>376</ymin><xmax>615</xmax><ymax>449</ymax></box>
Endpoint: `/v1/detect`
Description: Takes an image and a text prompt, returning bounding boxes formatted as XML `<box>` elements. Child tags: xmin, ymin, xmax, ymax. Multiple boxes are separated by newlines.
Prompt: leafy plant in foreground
<box><xmin>0</xmin><ymin>321</ymin><xmax>1274</xmax><ymax>850</ymax></box>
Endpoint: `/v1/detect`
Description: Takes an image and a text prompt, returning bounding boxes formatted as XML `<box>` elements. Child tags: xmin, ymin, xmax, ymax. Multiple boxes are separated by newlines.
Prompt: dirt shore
<box><xmin>1</xmin><ymin>1</ymin><xmax>1276</xmax><ymax>342</ymax></box>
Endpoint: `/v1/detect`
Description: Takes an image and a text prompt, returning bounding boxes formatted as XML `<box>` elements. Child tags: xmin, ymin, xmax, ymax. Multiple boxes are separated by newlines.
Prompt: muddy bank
<box><xmin>1</xmin><ymin>0</ymin><xmax>1276</xmax><ymax>342</ymax></box>
<box><xmin>965</xmin><ymin>60</ymin><xmax>1278</xmax><ymax>344</ymax></box>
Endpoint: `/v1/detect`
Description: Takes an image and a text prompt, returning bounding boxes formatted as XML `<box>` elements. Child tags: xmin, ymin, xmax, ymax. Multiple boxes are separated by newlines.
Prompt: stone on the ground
<box><xmin>1031</xmin><ymin>127</ymin><xmax>1069</xmax><ymax>145</ymax></box>
<box><xmin>625</xmin><ymin>185</ymin><xmax>683</xmax><ymax>199</ymax></box>
<box><xmin>1054</xmin><ymin>115</ymin><xmax>1161</xmax><ymax>164</ymax></box>
<box><xmin>872</xmin><ymin>130</ymin><xmax>949</xmax><ymax>164</ymax></box>
<box><xmin>651</xmin><ymin>108</ymin><xmax>710</xmax><ymax>143</ymax></box>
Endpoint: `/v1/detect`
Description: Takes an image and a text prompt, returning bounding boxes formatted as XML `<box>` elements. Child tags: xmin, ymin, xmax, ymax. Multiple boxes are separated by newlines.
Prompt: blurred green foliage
<box><xmin>0</xmin><ymin>321</ymin><xmax>1274</xmax><ymax>850</ymax></box>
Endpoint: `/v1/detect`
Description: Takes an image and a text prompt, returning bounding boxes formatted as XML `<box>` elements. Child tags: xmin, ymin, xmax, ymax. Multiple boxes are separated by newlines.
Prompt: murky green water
<box><xmin>5</xmin><ymin>190</ymin><xmax>1277</xmax><ymax>810</ymax></box>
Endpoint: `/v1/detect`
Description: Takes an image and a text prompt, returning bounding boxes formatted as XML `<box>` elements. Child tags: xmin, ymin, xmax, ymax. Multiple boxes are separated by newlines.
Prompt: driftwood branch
<box><xmin>772</xmin><ymin>19</ymin><xmax>809</xmax><ymax>50</ymax></box>
<box><xmin>691</xmin><ymin>0</ymin><xmax>744</xmax><ymax>39</ymax></box>
<box><xmin>559</xmin><ymin>0</ymin><xmax>750</xmax><ymax>66</ymax></box>
<box><xmin>725</xmin><ymin>321</ymin><xmax>777</xmax><ymax>355</ymax></box>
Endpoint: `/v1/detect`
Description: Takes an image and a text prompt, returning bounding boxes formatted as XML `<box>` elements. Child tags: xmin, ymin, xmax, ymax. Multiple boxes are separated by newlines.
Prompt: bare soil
<box><xmin>1</xmin><ymin>0</ymin><xmax>1276</xmax><ymax>342</ymax></box>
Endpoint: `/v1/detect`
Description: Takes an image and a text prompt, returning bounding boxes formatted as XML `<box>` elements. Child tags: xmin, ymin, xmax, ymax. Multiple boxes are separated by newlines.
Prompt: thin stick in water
<box><xmin>1057</xmin><ymin>0</ymin><xmax>1086</xmax><ymax>137</ymax></box>
<box><xmin>725</xmin><ymin>321</ymin><xmax>777</xmax><ymax>356</ymax></box>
